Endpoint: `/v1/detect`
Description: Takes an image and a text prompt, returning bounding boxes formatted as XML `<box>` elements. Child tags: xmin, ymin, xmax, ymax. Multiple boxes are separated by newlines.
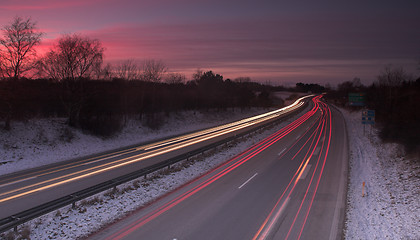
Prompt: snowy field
<box><xmin>342</xmin><ymin>109</ymin><xmax>419</xmax><ymax>240</ymax></box>
<box><xmin>1</xmin><ymin>104</ymin><xmax>419</xmax><ymax>239</ymax></box>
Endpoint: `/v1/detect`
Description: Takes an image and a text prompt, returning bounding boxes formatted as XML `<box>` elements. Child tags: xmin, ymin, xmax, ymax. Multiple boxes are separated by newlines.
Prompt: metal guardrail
<box><xmin>0</xmin><ymin>99</ymin><xmax>310</xmax><ymax>234</ymax></box>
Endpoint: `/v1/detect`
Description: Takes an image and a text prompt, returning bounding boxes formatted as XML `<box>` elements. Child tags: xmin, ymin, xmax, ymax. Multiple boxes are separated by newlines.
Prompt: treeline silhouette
<box><xmin>0</xmin><ymin>17</ymin><xmax>284</xmax><ymax>137</ymax></box>
<box><xmin>326</xmin><ymin>67</ymin><xmax>420</xmax><ymax>155</ymax></box>
<box><xmin>0</xmin><ymin>71</ymin><xmax>277</xmax><ymax>137</ymax></box>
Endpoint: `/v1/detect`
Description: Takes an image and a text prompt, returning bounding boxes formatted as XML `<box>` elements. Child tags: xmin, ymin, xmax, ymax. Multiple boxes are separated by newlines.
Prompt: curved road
<box><xmin>90</xmin><ymin>96</ymin><xmax>348</xmax><ymax>240</ymax></box>
<box><xmin>0</xmin><ymin>97</ymin><xmax>309</xmax><ymax>222</ymax></box>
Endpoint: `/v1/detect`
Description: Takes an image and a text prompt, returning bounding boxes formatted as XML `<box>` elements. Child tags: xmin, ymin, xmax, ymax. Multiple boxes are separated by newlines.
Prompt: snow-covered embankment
<box><xmin>342</xmin><ymin>109</ymin><xmax>419</xmax><ymax>240</ymax></box>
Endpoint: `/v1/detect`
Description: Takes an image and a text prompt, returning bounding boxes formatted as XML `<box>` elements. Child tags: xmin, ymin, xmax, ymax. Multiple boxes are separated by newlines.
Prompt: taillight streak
<box><xmin>285</xmin><ymin>104</ymin><xmax>329</xmax><ymax>240</ymax></box>
<box><xmin>105</xmin><ymin>98</ymin><xmax>318</xmax><ymax>240</ymax></box>
<box><xmin>297</xmin><ymin>102</ymin><xmax>332</xmax><ymax>239</ymax></box>
<box><xmin>289</xmin><ymin>112</ymin><xmax>323</xmax><ymax>161</ymax></box>
<box><xmin>252</xmin><ymin>96</ymin><xmax>328</xmax><ymax>240</ymax></box>
<box><xmin>277</xmin><ymin>98</ymin><xmax>322</xmax><ymax>160</ymax></box>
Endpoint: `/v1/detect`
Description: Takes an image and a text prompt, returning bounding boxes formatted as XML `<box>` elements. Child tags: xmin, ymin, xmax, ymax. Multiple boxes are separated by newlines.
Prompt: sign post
<box><xmin>362</xmin><ymin>110</ymin><xmax>375</xmax><ymax>134</ymax></box>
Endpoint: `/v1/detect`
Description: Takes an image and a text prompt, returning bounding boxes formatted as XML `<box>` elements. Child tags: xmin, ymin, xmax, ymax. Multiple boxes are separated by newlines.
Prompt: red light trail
<box><xmin>253</xmin><ymin>95</ymin><xmax>333</xmax><ymax>240</ymax></box>
<box><xmin>103</xmin><ymin>95</ymin><xmax>333</xmax><ymax>240</ymax></box>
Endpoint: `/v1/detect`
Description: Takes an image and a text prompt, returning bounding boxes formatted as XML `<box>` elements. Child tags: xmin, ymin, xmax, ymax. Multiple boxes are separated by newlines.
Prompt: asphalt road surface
<box><xmin>90</xmin><ymin>96</ymin><xmax>348</xmax><ymax>240</ymax></box>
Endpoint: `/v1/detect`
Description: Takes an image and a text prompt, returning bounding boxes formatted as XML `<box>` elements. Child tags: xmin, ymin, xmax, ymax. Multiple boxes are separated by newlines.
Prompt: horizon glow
<box><xmin>0</xmin><ymin>0</ymin><xmax>419</xmax><ymax>85</ymax></box>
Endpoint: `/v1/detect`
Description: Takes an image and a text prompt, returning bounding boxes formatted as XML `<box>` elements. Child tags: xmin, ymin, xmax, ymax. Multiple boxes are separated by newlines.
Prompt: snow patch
<box><xmin>341</xmin><ymin>108</ymin><xmax>419</xmax><ymax>240</ymax></box>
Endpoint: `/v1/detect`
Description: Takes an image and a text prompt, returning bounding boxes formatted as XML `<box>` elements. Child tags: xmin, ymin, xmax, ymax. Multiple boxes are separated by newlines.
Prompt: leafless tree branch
<box><xmin>0</xmin><ymin>16</ymin><xmax>43</xmax><ymax>79</ymax></box>
<box><xmin>115</xmin><ymin>59</ymin><xmax>140</xmax><ymax>80</ymax></box>
<box><xmin>37</xmin><ymin>34</ymin><xmax>104</xmax><ymax>81</ymax></box>
<box><xmin>142</xmin><ymin>59</ymin><xmax>167</xmax><ymax>82</ymax></box>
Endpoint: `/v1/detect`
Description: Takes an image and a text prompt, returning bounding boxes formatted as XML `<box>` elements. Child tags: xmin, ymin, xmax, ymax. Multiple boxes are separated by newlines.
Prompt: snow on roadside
<box><xmin>341</xmin><ymin>108</ymin><xmax>419</xmax><ymax>240</ymax></box>
<box><xmin>0</xmin><ymin>106</ymin><xmax>310</xmax><ymax>240</ymax></box>
<box><xmin>0</xmin><ymin>108</ymin><xmax>276</xmax><ymax>176</ymax></box>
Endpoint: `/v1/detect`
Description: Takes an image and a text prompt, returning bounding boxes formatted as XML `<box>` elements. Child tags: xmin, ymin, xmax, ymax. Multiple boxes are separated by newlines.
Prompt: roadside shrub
<box><xmin>80</xmin><ymin>196</ymin><xmax>102</xmax><ymax>206</ymax></box>
<box><xmin>19</xmin><ymin>225</ymin><xmax>31</xmax><ymax>240</ymax></box>
<box><xmin>104</xmin><ymin>187</ymin><xmax>120</xmax><ymax>199</ymax></box>
<box><xmin>132</xmin><ymin>180</ymin><xmax>140</xmax><ymax>189</ymax></box>
<box><xmin>59</xmin><ymin>127</ymin><xmax>74</xmax><ymax>142</ymax></box>
<box><xmin>79</xmin><ymin>114</ymin><xmax>123</xmax><ymax>138</ymax></box>
<box><xmin>144</xmin><ymin>112</ymin><xmax>165</xmax><ymax>130</ymax></box>
<box><xmin>3</xmin><ymin>231</ymin><xmax>15</xmax><ymax>240</ymax></box>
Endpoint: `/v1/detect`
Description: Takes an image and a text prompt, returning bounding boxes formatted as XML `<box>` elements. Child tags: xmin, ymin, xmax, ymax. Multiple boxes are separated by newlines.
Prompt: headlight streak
<box><xmin>103</xmin><ymin>98</ymin><xmax>318</xmax><ymax>240</ymax></box>
<box><xmin>0</xmin><ymin>118</ymin><xmax>276</xmax><ymax>201</ymax></box>
<box><xmin>0</xmin><ymin>97</ymin><xmax>312</xmax><ymax>203</ymax></box>
<box><xmin>0</xmin><ymin>148</ymin><xmax>139</xmax><ymax>186</ymax></box>
<box><xmin>0</xmin><ymin>98</ymin><xmax>306</xmax><ymax>188</ymax></box>
<box><xmin>142</xmin><ymin>98</ymin><xmax>307</xmax><ymax>151</ymax></box>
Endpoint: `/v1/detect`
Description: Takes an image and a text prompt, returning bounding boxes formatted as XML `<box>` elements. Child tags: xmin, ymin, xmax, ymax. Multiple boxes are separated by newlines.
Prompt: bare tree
<box><xmin>192</xmin><ymin>68</ymin><xmax>203</xmax><ymax>83</ymax></box>
<box><xmin>0</xmin><ymin>16</ymin><xmax>43</xmax><ymax>79</ymax></box>
<box><xmin>0</xmin><ymin>54</ymin><xmax>6</xmax><ymax>79</ymax></box>
<box><xmin>324</xmin><ymin>82</ymin><xmax>332</xmax><ymax>91</ymax></box>
<box><xmin>234</xmin><ymin>77</ymin><xmax>251</xmax><ymax>83</ymax></box>
<box><xmin>115</xmin><ymin>59</ymin><xmax>140</xmax><ymax>80</ymax></box>
<box><xmin>377</xmin><ymin>65</ymin><xmax>410</xmax><ymax>87</ymax></box>
<box><xmin>165</xmin><ymin>72</ymin><xmax>186</xmax><ymax>84</ymax></box>
<box><xmin>375</xmin><ymin>66</ymin><xmax>412</xmax><ymax>115</ymax></box>
<box><xmin>100</xmin><ymin>63</ymin><xmax>113</xmax><ymax>80</ymax></box>
<box><xmin>37</xmin><ymin>34</ymin><xmax>104</xmax><ymax>80</ymax></box>
<box><xmin>142</xmin><ymin>59</ymin><xmax>167</xmax><ymax>82</ymax></box>
<box><xmin>36</xmin><ymin>34</ymin><xmax>104</xmax><ymax>127</ymax></box>
<box><xmin>352</xmin><ymin>77</ymin><xmax>362</xmax><ymax>88</ymax></box>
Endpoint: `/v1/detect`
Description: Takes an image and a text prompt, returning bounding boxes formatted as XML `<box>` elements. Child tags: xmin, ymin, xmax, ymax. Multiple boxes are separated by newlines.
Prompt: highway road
<box><xmin>90</xmin><ymin>96</ymin><xmax>348</xmax><ymax>240</ymax></box>
<box><xmin>0</xmin><ymin>96</ymin><xmax>309</xmax><ymax>223</ymax></box>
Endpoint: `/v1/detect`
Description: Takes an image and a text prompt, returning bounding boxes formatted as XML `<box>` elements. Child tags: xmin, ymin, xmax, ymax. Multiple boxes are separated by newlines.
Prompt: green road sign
<box><xmin>349</xmin><ymin>93</ymin><xmax>365</xmax><ymax>106</ymax></box>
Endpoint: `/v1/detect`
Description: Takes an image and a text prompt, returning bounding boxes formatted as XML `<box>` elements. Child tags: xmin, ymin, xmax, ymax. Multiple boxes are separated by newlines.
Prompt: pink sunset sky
<box><xmin>1</xmin><ymin>0</ymin><xmax>419</xmax><ymax>85</ymax></box>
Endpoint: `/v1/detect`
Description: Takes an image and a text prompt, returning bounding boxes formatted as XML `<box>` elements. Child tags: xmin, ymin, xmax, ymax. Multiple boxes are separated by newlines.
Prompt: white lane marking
<box><xmin>0</xmin><ymin>176</ymin><xmax>37</xmax><ymax>188</ymax></box>
<box><xmin>299</xmin><ymin>164</ymin><xmax>312</xmax><ymax>180</ymax></box>
<box><xmin>295</xmin><ymin>134</ymin><xmax>301</xmax><ymax>140</ymax></box>
<box><xmin>278</xmin><ymin>148</ymin><xmax>286</xmax><ymax>156</ymax></box>
<box><xmin>314</xmin><ymin>146</ymin><xmax>321</xmax><ymax>156</ymax></box>
<box><xmin>238</xmin><ymin>173</ymin><xmax>258</xmax><ymax>189</ymax></box>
